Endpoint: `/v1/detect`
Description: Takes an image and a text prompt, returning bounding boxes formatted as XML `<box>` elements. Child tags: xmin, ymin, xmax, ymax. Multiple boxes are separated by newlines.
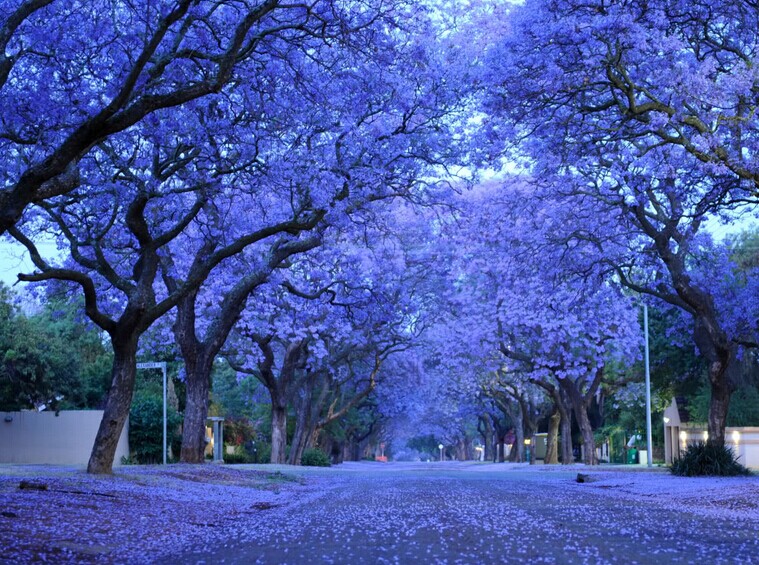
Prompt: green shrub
<box><xmin>670</xmin><ymin>442</ymin><xmax>752</xmax><ymax>477</ymax></box>
<box><xmin>301</xmin><ymin>448</ymin><xmax>330</xmax><ymax>467</ymax></box>
<box><xmin>256</xmin><ymin>443</ymin><xmax>272</xmax><ymax>464</ymax></box>
<box><xmin>224</xmin><ymin>417</ymin><xmax>256</xmax><ymax>447</ymax></box>
<box><xmin>129</xmin><ymin>391</ymin><xmax>183</xmax><ymax>464</ymax></box>
<box><xmin>224</xmin><ymin>451</ymin><xmax>253</xmax><ymax>464</ymax></box>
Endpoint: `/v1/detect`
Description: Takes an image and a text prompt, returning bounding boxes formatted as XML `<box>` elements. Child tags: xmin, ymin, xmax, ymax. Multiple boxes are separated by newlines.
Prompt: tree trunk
<box><xmin>348</xmin><ymin>440</ymin><xmax>360</xmax><ymax>461</ymax></box>
<box><xmin>558</xmin><ymin>388</ymin><xmax>574</xmax><ymax>464</ymax></box>
<box><xmin>559</xmin><ymin>377</ymin><xmax>597</xmax><ymax>465</ymax></box>
<box><xmin>288</xmin><ymin>414</ymin><xmax>310</xmax><ymax>465</ymax></box>
<box><xmin>87</xmin><ymin>339</ymin><xmax>138</xmax><ymax>474</ymax></box>
<box><xmin>545</xmin><ymin>408</ymin><xmax>560</xmax><ymax>465</ymax></box>
<box><xmin>708</xmin><ymin>374</ymin><xmax>732</xmax><ymax>447</ymax></box>
<box><xmin>173</xmin><ymin>290</ymin><xmax>214</xmax><ymax>464</ymax></box>
<box><xmin>575</xmin><ymin>405</ymin><xmax>596</xmax><ymax>465</ymax></box>
<box><xmin>270</xmin><ymin>405</ymin><xmax>288</xmax><ymax>464</ymax></box>
<box><xmin>479</xmin><ymin>415</ymin><xmax>494</xmax><ymax>462</ymax></box>
<box><xmin>288</xmin><ymin>373</ymin><xmax>329</xmax><ymax>465</ymax></box>
<box><xmin>288</xmin><ymin>385</ymin><xmax>313</xmax><ymax>466</ymax></box>
<box><xmin>180</xmin><ymin>357</ymin><xmax>213</xmax><ymax>463</ymax></box>
<box><xmin>505</xmin><ymin>402</ymin><xmax>524</xmax><ymax>462</ymax></box>
<box><xmin>561</xmin><ymin>408</ymin><xmax>573</xmax><ymax>464</ymax></box>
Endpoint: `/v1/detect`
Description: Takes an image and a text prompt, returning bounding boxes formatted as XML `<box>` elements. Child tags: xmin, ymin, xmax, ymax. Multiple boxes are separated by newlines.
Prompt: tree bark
<box><xmin>270</xmin><ymin>405</ymin><xmax>288</xmax><ymax>464</ymax></box>
<box><xmin>545</xmin><ymin>408</ymin><xmax>560</xmax><ymax>465</ymax></box>
<box><xmin>509</xmin><ymin>411</ymin><xmax>525</xmax><ymax>463</ymax></box>
<box><xmin>288</xmin><ymin>393</ymin><xmax>318</xmax><ymax>466</ymax></box>
<box><xmin>180</xmin><ymin>358</ymin><xmax>213</xmax><ymax>463</ymax></box>
<box><xmin>560</xmin><ymin>404</ymin><xmax>573</xmax><ymax>464</ymax></box>
<box><xmin>478</xmin><ymin>414</ymin><xmax>494</xmax><ymax>462</ymax></box>
<box><xmin>87</xmin><ymin>338</ymin><xmax>138</xmax><ymax>474</ymax></box>
<box><xmin>288</xmin><ymin>371</ymin><xmax>330</xmax><ymax>465</ymax></box>
<box><xmin>172</xmin><ymin>291</ymin><xmax>215</xmax><ymax>464</ymax></box>
<box><xmin>288</xmin><ymin>412</ymin><xmax>311</xmax><ymax>465</ymax></box>
<box><xmin>708</xmin><ymin>376</ymin><xmax>732</xmax><ymax>446</ymax></box>
<box><xmin>560</xmin><ymin>379</ymin><xmax>596</xmax><ymax>465</ymax></box>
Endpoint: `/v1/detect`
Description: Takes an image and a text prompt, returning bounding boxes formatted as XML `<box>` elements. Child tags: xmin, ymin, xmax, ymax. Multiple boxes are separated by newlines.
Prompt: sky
<box><xmin>0</xmin><ymin>238</ymin><xmax>58</xmax><ymax>288</ymax></box>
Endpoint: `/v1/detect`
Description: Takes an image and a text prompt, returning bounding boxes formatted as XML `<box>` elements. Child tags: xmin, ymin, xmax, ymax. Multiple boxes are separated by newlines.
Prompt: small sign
<box><xmin>136</xmin><ymin>362</ymin><xmax>166</xmax><ymax>369</ymax></box>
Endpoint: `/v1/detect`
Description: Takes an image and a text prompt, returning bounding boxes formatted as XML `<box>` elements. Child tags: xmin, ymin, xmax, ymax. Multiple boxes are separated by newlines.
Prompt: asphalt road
<box><xmin>168</xmin><ymin>463</ymin><xmax>759</xmax><ymax>565</ymax></box>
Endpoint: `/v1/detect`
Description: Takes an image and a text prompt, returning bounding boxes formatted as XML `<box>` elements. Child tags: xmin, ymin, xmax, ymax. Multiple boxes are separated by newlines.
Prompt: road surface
<box><xmin>168</xmin><ymin>462</ymin><xmax>759</xmax><ymax>564</ymax></box>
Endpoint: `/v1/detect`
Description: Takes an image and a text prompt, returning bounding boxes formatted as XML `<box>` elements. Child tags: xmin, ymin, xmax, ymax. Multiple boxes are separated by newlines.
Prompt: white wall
<box><xmin>730</xmin><ymin>428</ymin><xmax>759</xmax><ymax>468</ymax></box>
<box><xmin>676</xmin><ymin>426</ymin><xmax>759</xmax><ymax>469</ymax></box>
<box><xmin>0</xmin><ymin>410</ymin><xmax>129</xmax><ymax>466</ymax></box>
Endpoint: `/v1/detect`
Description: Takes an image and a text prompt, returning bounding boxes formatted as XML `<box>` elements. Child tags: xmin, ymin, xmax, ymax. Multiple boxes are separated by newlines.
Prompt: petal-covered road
<box><xmin>173</xmin><ymin>462</ymin><xmax>759</xmax><ymax>564</ymax></box>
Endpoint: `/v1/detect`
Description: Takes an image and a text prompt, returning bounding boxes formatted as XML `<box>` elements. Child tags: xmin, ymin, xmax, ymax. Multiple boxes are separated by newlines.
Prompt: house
<box><xmin>662</xmin><ymin>397</ymin><xmax>759</xmax><ymax>468</ymax></box>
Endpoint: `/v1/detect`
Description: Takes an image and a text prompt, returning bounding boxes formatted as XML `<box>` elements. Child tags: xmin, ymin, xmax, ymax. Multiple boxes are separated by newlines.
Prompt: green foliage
<box><xmin>301</xmin><ymin>448</ymin><xmax>330</xmax><ymax>467</ymax></box>
<box><xmin>224</xmin><ymin>417</ymin><xmax>256</xmax><ymax>446</ymax></box>
<box><xmin>649</xmin><ymin>309</ymin><xmax>705</xmax><ymax>397</ymax></box>
<box><xmin>210</xmin><ymin>359</ymin><xmax>261</xmax><ymax>419</ymax></box>
<box><xmin>670</xmin><ymin>442</ymin><xmax>752</xmax><ymax>477</ymax></box>
<box><xmin>128</xmin><ymin>391</ymin><xmax>183</xmax><ymax>464</ymax></box>
<box><xmin>223</xmin><ymin>451</ymin><xmax>253</xmax><ymax>464</ymax></box>
<box><xmin>689</xmin><ymin>383</ymin><xmax>759</xmax><ymax>426</ymax></box>
<box><xmin>407</xmin><ymin>434</ymin><xmax>440</xmax><ymax>459</ymax></box>
<box><xmin>0</xmin><ymin>286</ymin><xmax>111</xmax><ymax>411</ymax></box>
<box><xmin>256</xmin><ymin>442</ymin><xmax>272</xmax><ymax>464</ymax></box>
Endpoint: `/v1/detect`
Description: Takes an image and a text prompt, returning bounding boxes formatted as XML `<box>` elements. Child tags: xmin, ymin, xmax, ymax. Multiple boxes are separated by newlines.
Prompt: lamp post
<box><xmin>438</xmin><ymin>443</ymin><xmax>444</xmax><ymax>462</ymax></box>
<box><xmin>643</xmin><ymin>304</ymin><xmax>653</xmax><ymax>468</ymax></box>
<box><xmin>136</xmin><ymin>361</ymin><xmax>168</xmax><ymax>465</ymax></box>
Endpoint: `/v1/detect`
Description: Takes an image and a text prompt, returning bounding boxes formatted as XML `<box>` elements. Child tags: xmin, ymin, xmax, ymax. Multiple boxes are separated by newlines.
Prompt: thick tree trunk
<box><xmin>288</xmin><ymin>417</ymin><xmax>309</xmax><ymax>465</ymax></box>
<box><xmin>536</xmin><ymin>381</ymin><xmax>573</xmax><ymax>464</ymax></box>
<box><xmin>270</xmin><ymin>405</ymin><xmax>288</xmax><ymax>464</ymax></box>
<box><xmin>173</xmin><ymin>291</ymin><xmax>215</xmax><ymax>464</ymax></box>
<box><xmin>545</xmin><ymin>408</ymin><xmax>560</xmax><ymax>465</ymax></box>
<box><xmin>576</xmin><ymin>406</ymin><xmax>596</xmax><ymax>465</ymax></box>
<box><xmin>509</xmin><ymin>425</ymin><xmax>525</xmax><ymax>462</ymax></box>
<box><xmin>558</xmin><ymin>375</ymin><xmax>599</xmax><ymax>465</ymax></box>
<box><xmin>522</xmin><ymin>405</ymin><xmax>538</xmax><ymax>465</ymax></box>
<box><xmin>479</xmin><ymin>415</ymin><xmax>494</xmax><ymax>462</ymax></box>
<box><xmin>180</xmin><ymin>356</ymin><xmax>213</xmax><ymax>463</ymax></box>
<box><xmin>691</xmin><ymin>318</ymin><xmax>736</xmax><ymax>448</ymax></box>
<box><xmin>505</xmin><ymin>402</ymin><xmax>524</xmax><ymax>462</ymax></box>
<box><xmin>708</xmin><ymin>374</ymin><xmax>732</xmax><ymax>447</ymax></box>
<box><xmin>87</xmin><ymin>339</ymin><xmax>138</xmax><ymax>474</ymax></box>
<box><xmin>561</xmin><ymin>409</ymin><xmax>573</xmax><ymax>464</ymax></box>
<box><xmin>348</xmin><ymin>440</ymin><xmax>361</xmax><ymax>461</ymax></box>
<box><xmin>289</xmin><ymin>406</ymin><xmax>320</xmax><ymax>466</ymax></box>
<box><xmin>288</xmin><ymin>373</ymin><xmax>328</xmax><ymax>465</ymax></box>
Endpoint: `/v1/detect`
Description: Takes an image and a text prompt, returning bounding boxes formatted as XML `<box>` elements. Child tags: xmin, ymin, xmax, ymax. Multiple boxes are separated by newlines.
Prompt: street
<box><xmin>170</xmin><ymin>462</ymin><xmax>759</xmax><ymax>564</ymax></box>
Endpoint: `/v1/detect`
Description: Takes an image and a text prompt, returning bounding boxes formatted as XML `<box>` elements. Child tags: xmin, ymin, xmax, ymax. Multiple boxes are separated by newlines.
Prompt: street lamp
<box><xmin>438</xmin><ymin>443</ymin><xmax>444</xmax><ymax>462</ymax></box>
<box><xmin>136</xmin><ymin>361</ymin><xmax>168</xmax><ymax>465</ymax></box>
<box><xmin>643</xmin><ymin>304</ymin><xmax>653</xmax><ymax>468</ymax></box>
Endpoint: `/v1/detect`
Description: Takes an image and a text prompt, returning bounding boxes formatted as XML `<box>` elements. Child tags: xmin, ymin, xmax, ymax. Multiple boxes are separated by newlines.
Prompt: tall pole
<box><xmin>136</xmin><ymin>361</ymin><xmax>168</xmax><ymax>465</ymax></box>
<box><xmin>644</xmin><ymin>304</ymin><xmax>653</xmax><ymax>468</ymax></box>
<box><xmin>162</xmin><ymin>363</ymin><xmax>167</xmax><ymax>466</ymax></box>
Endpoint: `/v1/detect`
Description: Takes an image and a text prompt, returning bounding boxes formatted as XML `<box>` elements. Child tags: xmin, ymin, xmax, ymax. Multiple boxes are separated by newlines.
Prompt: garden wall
<box><xmin>0</xmin><ymin>410</ymin><xmax>129</xmax><ymax>466</ymax></box>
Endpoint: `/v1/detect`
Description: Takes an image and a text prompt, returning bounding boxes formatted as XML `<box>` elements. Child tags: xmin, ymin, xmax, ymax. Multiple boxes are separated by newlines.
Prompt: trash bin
<box><xmin>627</xmin><ymin>448</ymin><xmax>638</xmax><ymax>464</ymax></box>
